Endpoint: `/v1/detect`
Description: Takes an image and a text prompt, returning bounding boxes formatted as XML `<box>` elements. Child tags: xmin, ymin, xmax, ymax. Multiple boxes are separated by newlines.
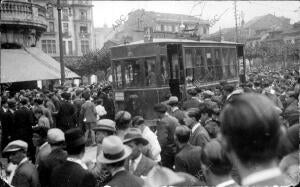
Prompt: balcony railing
<box><xmin>1</xmin><ymin>1</ymin><xmax>47</xmax><ymax>30</ymax></box>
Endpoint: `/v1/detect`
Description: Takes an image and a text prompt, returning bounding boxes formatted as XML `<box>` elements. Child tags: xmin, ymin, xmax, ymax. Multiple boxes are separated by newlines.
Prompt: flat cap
<box><xmin>3</xmin><ymin>140</ymin><xmax>28</xmax><ymax>153</ymax></box>
<box><xmin>47</xmin><ymin>128</ymin><xmax>65</xmax><ymax>144</ymax></box>
<box><xmin>93</xmin><ymin>119</ymin><xmax>116</xmax><ymax>132</ymax></box>
<box><xmin>167</xmin><ymin>96</ymin><xmax>178</xmax><ymax>104</ymax></box>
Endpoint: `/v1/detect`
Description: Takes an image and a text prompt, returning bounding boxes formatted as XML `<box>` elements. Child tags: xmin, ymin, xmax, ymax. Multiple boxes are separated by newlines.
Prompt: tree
<box><xmin>73</xmin><ymin>47</ymin><xmax>111</xmax><ymax>77</ymax></box>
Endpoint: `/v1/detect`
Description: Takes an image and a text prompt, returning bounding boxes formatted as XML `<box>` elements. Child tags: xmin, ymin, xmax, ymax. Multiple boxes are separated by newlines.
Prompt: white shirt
<box><xmin>142</xmin><ymin>126</ymin><xmax>161</xmax><ymax>162</ymax></box>
<box><xmin>192</xmin><ymin>122</ymin><xmax>201</xmax><ymax>133</ymax></box>
<box><xmin>67</xmin><ymin>157</ymin><xmax>88</xmax><ymax>170</ymax></box>
<box><xmin>242</xmin><ymin>167</ymin><xmax>282</xmax><ymax>186</ymax></box>
<box><xmin>96</xmin><ymin>105</ymin><xmax>107</xmax><ymax>120</ymax></box>
<box><xmin>129</xmin><ymin>153</ymin><xmax>143</xmax><ymax>171</ymax></box>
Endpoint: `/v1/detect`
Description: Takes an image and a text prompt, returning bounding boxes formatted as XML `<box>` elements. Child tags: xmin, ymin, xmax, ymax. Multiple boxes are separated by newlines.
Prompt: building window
<box><xmin>80</xmin><ymin>10</ymin><xmax>87</xmax><ymax>20</ymax></box>
<box><xmin>49</xmin><ymin>22</ymin><xmax>54</xmax><ymax>32</ymax></box>
<box><xmin>155</xmin><ymin>24</ymin><xmax>161</xmax><ymax>31</ymax></box>
<box><xmin>62</xmin><ymin>41</ymin><xmax>66</xmax><ymax>55</ymax></box>
<box><xmin>174</xmin><ymin>25</ymin><xmax>179</xmax><ymax>32</ymax></box>
<box><xmin>62</xmin><ymin>9</ymin><xmax>68</xmax><ymax>20</ymax></box>
<box><xmin>47</xmin><ymin>7</ymin><xmax>53</xmax><ymax>18</ymax></box>
<box><xmin>63</xmin><ymin>23</ymin><xmax>68</xmax><ymax>34</ymax></box>
<box><xmin>68</xmin><ymin>41</ymin><xmax>73</xmax><ymax>55</ymax></box>
<box><xmin>80</xmin><ymin>26</ymin><xmax>88</xmax><ymax>33</ymax></box>
<box><xmin>203</xmin><ymin>27</ymin><xmax>207</xmax><ymax>35</ymax></box>
<box><xmin>81</xmin><ymin>40</ymin><xmax>89</xmax><ymax>54</ymax></box>
<box><xmin>41</xmin><ymin>40</ymin><xmax>56</xmax><ymax>54</ymax></box>
<box><xmin>161</xmin><ymin>24</ymin><xmax>164</xmax><ymax>31</ymax></box>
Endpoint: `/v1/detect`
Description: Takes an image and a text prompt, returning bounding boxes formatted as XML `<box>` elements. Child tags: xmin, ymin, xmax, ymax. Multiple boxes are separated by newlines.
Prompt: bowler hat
<box><xmin>65</xmin><ymin>128</ymin><xmax>86</xmax><ymax>149</ymax></box>
<box><xmin>123</xmin><ymin>128</ymin><xmax>148</xmax><ymax>145</ymax></box>
<box><xmin>167</xmin><ymin>96</ymin><xmax>178</xmax><ymax>105</ymax></box>
<box><xmin>3</xmin><ymin>140</ymin><xmax>28</xmax><ymax>153</ymax></box>
<box><xmin>98</xmin><ymin>135</ymin><xmax>132</xmax><ymax>164</ymax></box>
<box><xmin>93</xmin><ymin>119</ymin><xmax>116</xmax><ymax>132</ymax></box>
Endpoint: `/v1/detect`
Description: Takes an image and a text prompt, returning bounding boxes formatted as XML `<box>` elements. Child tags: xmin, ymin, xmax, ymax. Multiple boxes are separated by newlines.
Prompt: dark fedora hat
<box><xmin>123</xmin><ymin>128</ymin><xmax>148</xmax><ymax>146</ymax></box>
<box><xmin>153</xmin><ymin>103</ymin><xmax>168</xmax><ymax>113</ymax></box>
<box><xmin>65</xmin><ymin>128</ymin><xmax>86</xmax><ymax>148</ymax></box>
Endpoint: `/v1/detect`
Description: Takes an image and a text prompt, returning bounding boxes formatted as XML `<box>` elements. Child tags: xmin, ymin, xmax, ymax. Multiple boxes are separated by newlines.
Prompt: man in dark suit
<box><xmin>39</xmin><ymin>128</ymin><xmax>67</xmax><ymax>187</ymax></box>
<box><xmin>174</xmin><ymin>126</ymin><xmax>203</xmax><ymax>181</ymax></box>
<box><xmin>3</xmin><ymin>140</ymin><xmax>39</xmax><ymax>187</ymax></box>
<box><xmin>50</xmin><ymin>128</ymin><xmax>96</xmax><ymax>187</ymax></box>
<box><xmin>166</xmin><ymin>96</ymin><xmax>185</xmax><ymax>125</ymax></box>
<box><xmin>14</xmin><ymin>97</ymin><xmax>35</xmax><ymax>159</ymax></box>
<box><xmin>182</xmin><ymin>89</ymin><xmax>201</xmax><ymax>110</ymax></box>
<box><xmin>123</xmin><ymin>128</ymin><xmax>157</xmax><ymax>177</ymax></box>
<box><xmin>184</xmin><ymin>108</ymin><xmax>210</xmax><ymax>148</ymax></box>
<box><xmin>56</xmin><ymin>92</ymin><xmax>76</xmax><ymax>132</ymax></box>
<box><xmin>1</xmin><ymin>99</ymin><xmax>17</xmax><ymax>150</ymax></box>
<box><xmin>98</xmin><ymin>135</ymin><xmax>144</xmax><ymax>187</ymax></box>
<box><xmin>154</xmin><ymin>104</ymin><xmax>180</xmax><ymax>169</ymax></box>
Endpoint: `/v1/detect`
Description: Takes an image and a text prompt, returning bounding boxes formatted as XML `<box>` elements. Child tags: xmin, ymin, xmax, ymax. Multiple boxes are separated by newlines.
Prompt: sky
<box><xmin>92</xmin><ymin>1</ymin><xmax>300</xmax><ymax>33</ymax></box>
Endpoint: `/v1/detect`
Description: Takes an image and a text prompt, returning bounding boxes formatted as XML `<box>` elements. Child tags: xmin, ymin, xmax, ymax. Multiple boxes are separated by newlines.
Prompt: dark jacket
<box><xmin>1</xmin><ymin>109</ymin><xmax>15</xmax><ymax>150</ymax></box>
<box><xmin>106</xmin><ymin>170</ymin><xmax>144</xmax><ymax>187</ymax></box>
<box><xmin>14</xmin><ymin>106</ymin><xmax>35</xmax><ymax>141</ymax></box>
<box><xmin>125</xmin><ymin>154</ymin><xmax>157</xmax><ymax>177</ymax></box>
<box><xmin>189</xmin><ymin>124</ymin><xmax>210</xmax><ymax>148</ymax></box>
<box><xmin>50</xmin><ymin>160</ymin><xmax>96</xmax><ymax>187</ymax></box>
<box><xmin>12</xmin><ymin>159</ymin><xmax>40</xmax><ymax>187</ymax></box>
<box><xmin>175</xmin><ymin>144</ymin><xmax>203</xmax><ymax>179</ymax></box>
<box><xmin>39</xmin><ymin>148</ymin><xmax>68</xmax><ymax>187</ymax></box>
<box><xmin>56</xmin><ymin>100</ymin><xmax>76</xmax><ymax>132</ymax></box>
<box><xmin>156</xmin><ymin>114</ymin><xmax>180</xmax><ymax>169</ymax></box>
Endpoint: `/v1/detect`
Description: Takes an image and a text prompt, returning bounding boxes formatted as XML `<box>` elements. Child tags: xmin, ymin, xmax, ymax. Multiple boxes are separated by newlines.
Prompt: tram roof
<box><xmin>111</xmin><ymin>38</ymin><xmax>243</xmax><ymax>48</ymax></box>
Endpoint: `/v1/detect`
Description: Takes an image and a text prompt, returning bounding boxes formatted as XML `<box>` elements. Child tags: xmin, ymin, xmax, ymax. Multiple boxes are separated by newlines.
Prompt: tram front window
<box><xmin>145</xmin><ymin>57</ymin><xmax>157</xmax><ymax>87</ymax></box>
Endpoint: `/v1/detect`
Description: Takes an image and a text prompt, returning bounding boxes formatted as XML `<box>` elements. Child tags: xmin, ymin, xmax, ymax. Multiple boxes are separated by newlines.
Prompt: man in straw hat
<box><xmin>98</xmin><ymin>135</ymin><xmax>144</xmax><ymax>187</ymax></box>
<box><xmin>3</xmin><ymin>140</ymin><xmax>39</xmax><ymax>187</ymax></box>
<box><xmin>123</xmin><ymin>128</ymin><xmax>157</xmax><ymax>177</ymax></box>
<box><xmin>50</xmin><ymin>128</ymin><xmax>96</xmax><ymax>187</ymax></box>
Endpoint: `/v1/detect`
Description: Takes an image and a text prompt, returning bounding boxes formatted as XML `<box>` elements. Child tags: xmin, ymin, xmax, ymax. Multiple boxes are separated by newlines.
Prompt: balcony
<box><xmin>79</xmin><ymin>32</ymin><xmax>90</xmax><ymax>38</ymax></box>
<box><xmin>1</xmin><ymin>1</ymin><xmax>47</xmax><ymax>31</ymax></box>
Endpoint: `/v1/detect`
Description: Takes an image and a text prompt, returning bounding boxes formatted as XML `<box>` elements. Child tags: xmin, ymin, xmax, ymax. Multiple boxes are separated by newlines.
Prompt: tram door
<box><xmin>237</xmin><ymin>45</ymin><xmax>246</xmax><ymax>83</ymax></box>
<box><xmin>167</xmin><ymin>44</ymin><xmax>183</xmax><ymax>100</ymax></box>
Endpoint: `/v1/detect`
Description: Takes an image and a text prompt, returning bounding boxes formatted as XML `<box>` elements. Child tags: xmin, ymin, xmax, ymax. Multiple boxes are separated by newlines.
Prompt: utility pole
<box><xmin>57</xmin><ymin>0</ymin><xmax>65</xmax><ymax>86</ymax></box>
<box><xmin>234</xmin><ymin>1</ymin><xmax>238</xmax><ymax>43</ymax></box>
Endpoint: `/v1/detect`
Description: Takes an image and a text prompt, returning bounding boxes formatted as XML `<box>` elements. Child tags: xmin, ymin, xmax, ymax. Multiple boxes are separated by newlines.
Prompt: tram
<box><xmin>110</xmin><ymin>38</ymin><xmax>245</xmax><ymax>119</ymax></box>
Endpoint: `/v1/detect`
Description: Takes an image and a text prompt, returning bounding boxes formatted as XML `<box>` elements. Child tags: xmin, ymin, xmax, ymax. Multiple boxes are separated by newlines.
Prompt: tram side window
<box><xmin>214</xmin><ymin>48</ymin><xmax>223</xmax><ymax>80</ymax></box>
<box><xmin>114</xmin><ymin>62</ymin><xmax>122</xmax><ymax>88</ymax></box>
<box><xmin>205</xmin><ymin>49</ymin><xmax>214</xmax><ymax>81</ymax></box>
<box><xmin>124</xmin><ymin>60</ymin><xmax>142</xmax><ymax>87</ymax></box>
<box><xmin>185</xmin><ymin>49</ymin><xmax>194</xmax><ymax>86</ymax></box>
<box><xmin>195</xmin><ymin>48</ymin><xmax>206</xmax><ymax>82</ymax></box>
<box><xmin>145</xmin><ymin>57</ymin><xmax>157</xmax><ymax>87</ymax></box>
<box><xmin>160</xmin><ymin>56</ymin><xmax>169</xmax><ymax>85</ymax></box>
<box><xmin>228</xmin><ymin>48</ymin><xmax>237</xmax><ymax>78</ymax></box>
<box><xmin>222</xmin><ymin>48</ymin><xmax>229</xmax><ymax>79</ymax></box>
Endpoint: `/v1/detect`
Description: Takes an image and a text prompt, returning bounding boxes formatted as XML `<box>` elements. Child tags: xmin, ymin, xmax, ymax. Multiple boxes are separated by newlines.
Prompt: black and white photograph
<box><xmin>0</xmin><ymin>0</ymin><xmax>299</xmax><ymax>186</ymax></box>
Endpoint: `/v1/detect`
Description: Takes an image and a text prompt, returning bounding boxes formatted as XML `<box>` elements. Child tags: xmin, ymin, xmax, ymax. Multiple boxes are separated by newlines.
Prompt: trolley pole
<box><xmin>57</xmin><ymin>0</ymin><xmax>65</xmax><ymax>86</ymax></box>
<box><xmin>234</xmin><ymin>1</ymin><xmax>238</xmax><ymax>43</ymax></box>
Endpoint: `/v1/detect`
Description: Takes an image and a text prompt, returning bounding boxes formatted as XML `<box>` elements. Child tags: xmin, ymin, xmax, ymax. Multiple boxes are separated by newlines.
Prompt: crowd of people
<box><xmin>0</xmin><ymin>66</ymin><xmax>299</xmax><ymax>187</ymax></box>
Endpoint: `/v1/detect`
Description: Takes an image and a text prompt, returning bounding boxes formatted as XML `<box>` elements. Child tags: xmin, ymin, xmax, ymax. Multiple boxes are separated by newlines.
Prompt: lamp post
<box><xmin>57</xmin><ymin>0</ymin><xmax>65</xmax><ymax>86</ymax></box>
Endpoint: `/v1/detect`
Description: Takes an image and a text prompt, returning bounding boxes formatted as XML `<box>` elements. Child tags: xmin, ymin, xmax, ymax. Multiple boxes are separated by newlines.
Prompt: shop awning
<box><xmin>1</xmin><ymin>47</ymin><xmax>79</xmax><ymax>83</ymax></box>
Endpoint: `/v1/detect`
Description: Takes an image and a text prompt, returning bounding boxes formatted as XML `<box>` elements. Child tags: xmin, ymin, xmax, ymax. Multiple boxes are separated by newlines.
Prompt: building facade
<box><xmin>33</xmin><ymin>0</ymin><xmax>95</xmax><ymax>57</ymax></box>
<box><xmin>111</xmin><ymin>9</ymin><xmax>210</xmax><ymax>43</ymax></box>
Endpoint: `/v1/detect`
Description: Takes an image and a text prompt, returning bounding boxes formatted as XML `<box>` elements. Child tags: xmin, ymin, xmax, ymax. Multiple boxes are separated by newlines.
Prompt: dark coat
<box><xmin>175</xmin><ymin>144</ymin><xmax>203</xmax><ymax>179</ymax></box>
<box><xmin>14</xmin><ymin>106</ymin><xmax>35</xmax><ymax>141</ymax></box>
<box><xmin>102</xmin><ymin>96</ymin><xmax>115</xmax><ymax>120</ymax></box>
<box><xmin>156</xmin><ymin>114</ymin><xmax>180</xmax><ymax>169</ymax></box>
<box><xmin>56</xmin><ymin>101</ymin><xmax>76</xmax><ymax>132</ymax></box>
<box><xmin>12</xmin><ymin>160</ymin><xmax>40</xmax><ymax>187</ymax></box>
<box><xmin>50</xmin><ymin>160</ymin><xmax>96</xmax><ymax>187</ymax></box>
<box><xmin>189</xmin><ymin>124</ymin><xmax>210</xmax><ymax>148</ymax></box>
<box><xmin>0</xmin><ymin>109</ymin><xmax>15</xmax><ymax>150</ymax></box>
<box><xmin>125</xmin><ymin>155</ymin><xmax>157</xmax><ymax>177</ymax></box>
<box><xmin>106</xmin><ymin>170</ymin><xmax>144</xmax><ymax>187</ymax></box>
<box><xmin>38</xmin><ymin>148</ymin><xmax>68</xmax><ymax>187</ymax></box>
